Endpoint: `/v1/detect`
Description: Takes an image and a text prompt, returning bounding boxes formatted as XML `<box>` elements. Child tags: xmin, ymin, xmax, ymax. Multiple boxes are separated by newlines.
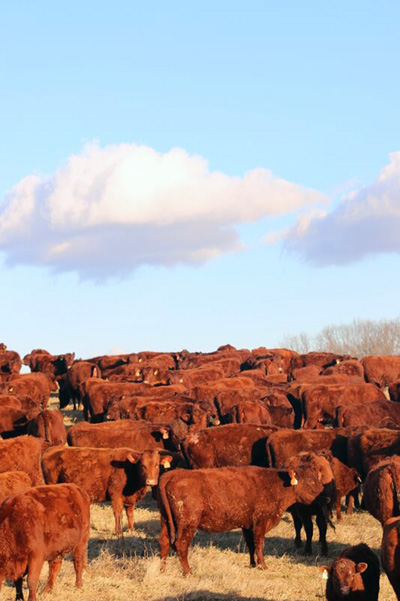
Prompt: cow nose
<box><xmin>340</xmin><ymin>586</ymin><xmax>350</xmax><ymax>596</ymax></box>
<box><xmin>146</xmin><ymin>479</ymin><xmax>157</xmax><ymax>486</ymax></box>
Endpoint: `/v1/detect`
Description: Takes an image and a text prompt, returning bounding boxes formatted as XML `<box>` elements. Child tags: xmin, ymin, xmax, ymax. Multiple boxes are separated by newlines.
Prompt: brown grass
<box><xmin>0</xmin><ymin>399</ymin><xmax>396</xmax><ymax>600</ymax></box>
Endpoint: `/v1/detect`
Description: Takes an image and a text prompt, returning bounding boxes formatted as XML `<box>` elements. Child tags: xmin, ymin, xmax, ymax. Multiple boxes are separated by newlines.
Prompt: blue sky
<box><xmin>1</xmin><ymin>1</ymin><xmax>399</xmax><ymax>357</ymax></box>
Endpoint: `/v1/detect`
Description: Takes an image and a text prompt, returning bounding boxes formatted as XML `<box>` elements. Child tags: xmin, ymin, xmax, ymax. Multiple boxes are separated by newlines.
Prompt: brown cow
<box><xmin>0</xmin><ymin>436</ymin><xmax>44</xmax><ymax>485</ymax></box>
<box><xmin>347</xmin><ymin>428</ymin><xmax>400</xmax><ymax>478</ymax></box>
<box><xmin>361</xmin><ymin>355</ymin><xmax>400</xmax><ymax>391</ymax></box>
<box><xmin>381</xmin><ymin>517</ymin><xmax>400</xmax><ymax>600</ymax></box>
<box><xmin>331</xmin><ymin>457</ymin><xmax>361</xmax><ymax>520</ymax></box>
<box><xmin>321</xmin><ymin>543</ymin><xmax>380</xmax><ymax>601</ymax></box>
<box><xmin>363</xmin><ymin>456</ymin><xmax>400</xmax><ymax>524</ymax></box>
<box><xmin>0</xmin><ymin>471</ymin><xmax>31</xmax><ymax>501</ymax></box>
<box><xmin>158</xmin><ymin>452</ymin><xmax>330</xmax><ymax>574</ymax></box>
<box><xmin>289</xmin><ymin>453</ymin><xmax>336</xmax><ymax>555</ymax></box>
<box><xmin>0</xmin><ymin>373</ymin><xmax>52</xmax><ymax>412</ymax></box>
<box><xmin>60</xmin><ymin>360</ymin><xmax>100</xmax><ymax>410</ymax></box>
<box><xmin>0</xmin><ymin>483</ymin><xmax>90</xmax><ymax>601</ymax></box>
<box><xmin>0</xmin><ymin>405</ymin><xmax>29</xmax><ymax>438</ymax></box>
<box><xmin>182</xmin><ymin>424</ymin><xmax>278</xmax><ymax>468</ymax></box>
<box><xmin>337</xmin><ymin>400</ymin><xmax>400</xmax><ymax>429</ymax></box>
<box><xmin>266</xmin><ymin>428</ymin><xmax>360</xmax><ymax>469</ymax></box>
<box><xmin>42</xmin><ymin>446</ymin><xmax>172</xmax><ymax>533</ymax></box>
<box><xmin>67</xmin><ymin>421</ymin><xmax>171</xmax><ymax>452</ymax></box>
<box><xmin>228</xmin><ymin>400</ymin><xmax>294</xmax><ymax>428</ymax></box>
<box><xmin>321</xmin><ymin>359</ymin><xmax>365</xmax><ymax>381</ymax></box>
<box><xmin>27</xmin><ymin>410</ymin><xmax>67</xmax><ymax>446</ymax></box>
<box><xmin>301</xmin><ymin>383</ymin><xmax>385</xmax><ymax>429</ymax></box>
<box><xmin>0</xmin><ymin>348</ymin><xmax>22</xmax><ymax>374</ymax></box>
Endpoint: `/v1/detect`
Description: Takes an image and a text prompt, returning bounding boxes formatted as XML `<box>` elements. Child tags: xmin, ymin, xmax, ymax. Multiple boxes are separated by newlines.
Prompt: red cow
<box><xmin>158</xmin><ymin>452</ymin><xmax>331</xmax><ymax>574</ymax></box>
<box><xmin>321</xmin><ymin>543</ymin><xmax>380</xmax><ymax>601</ymax></box>
<box><xmin>0</xmin><ymin>483</ymin><xmax>90</xmax><ymax>601</ymax></box>
<box><xmin>42</xmin><ymin>446</ymin><xmax>172</xmax><ymax>533</ymax></box>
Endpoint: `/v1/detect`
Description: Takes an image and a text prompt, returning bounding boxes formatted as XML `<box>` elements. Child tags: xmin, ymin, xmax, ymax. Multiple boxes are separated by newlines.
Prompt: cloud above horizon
<box><xmin>279</xmin><ymin>152</ymin><xmax>400</xmax><ymax>266</ymax></box>
<box><xmin>0</xmin><ymin>143</ymin><xmax>323</xmax><ymax>279</ymax></box>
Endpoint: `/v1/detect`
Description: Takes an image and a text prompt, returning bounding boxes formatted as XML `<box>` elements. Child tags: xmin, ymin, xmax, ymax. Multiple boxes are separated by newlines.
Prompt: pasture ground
<box><xmin>0</xmin><ymin>400</ymin><xmax>396</xmax><ymax>600</ymax></box>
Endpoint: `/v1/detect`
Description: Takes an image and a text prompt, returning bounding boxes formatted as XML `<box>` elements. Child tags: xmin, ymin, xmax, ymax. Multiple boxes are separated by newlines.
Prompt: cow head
<box><xmin>321</xmin><ymin>559</ymin><xmax>368</xmax><ymax>596</ymax></box>
<box><xmin>130</xmin><ymin>450</ymin><xmax>174</xmax><ymax>487</ymax></box>
<box><xmin>286</xmin><ymin>452</ymin><xmax>334</xmax><ymax>506</ymax></box>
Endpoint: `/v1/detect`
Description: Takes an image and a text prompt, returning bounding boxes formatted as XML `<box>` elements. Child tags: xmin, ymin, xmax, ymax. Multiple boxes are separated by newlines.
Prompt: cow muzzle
<box><xmin>146</xmin><ymin>479</ymin><xmax>158</xmax><ymax>486</ymax></box>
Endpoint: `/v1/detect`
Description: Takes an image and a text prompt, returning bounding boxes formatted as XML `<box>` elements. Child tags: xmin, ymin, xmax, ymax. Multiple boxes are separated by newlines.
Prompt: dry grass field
<box><xmin>0</xmin><ymin>400</ymin><xmax>397</xmax><ymax>601</ymax></box>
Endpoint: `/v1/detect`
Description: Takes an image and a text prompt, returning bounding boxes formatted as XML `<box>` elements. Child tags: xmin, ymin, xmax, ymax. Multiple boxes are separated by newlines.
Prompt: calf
<box><xmin>158</xmin><ymin>452</ymin><xmax>330</xmax><ymax>575</ymax></box>
<box><xmin>42</xmin><ymin>446</ymin><xmax>172</xmax><ymax>533</ymax></box>
<box><xmin>0</xmin><ymin>483</ymin><xmax>90</xmax><ymax>601</ymax></box>
<box><xmin>321</xmin><ymin>543</ymin><xmax>379</xmax><ymax>601</ymax></box>
<box><xmin>381</xmin><ymin>517</ymin><xmax>400</xmax><ymax>600</ymax></box>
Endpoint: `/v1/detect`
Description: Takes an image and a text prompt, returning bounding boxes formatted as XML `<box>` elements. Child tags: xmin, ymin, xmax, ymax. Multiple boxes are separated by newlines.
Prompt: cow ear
<box><xmin>319</xmin><ymin>566</ymin><xmax>330</xmax><ymax>579</ymax></box>
<box><xmin>160</xmin><ymin>455</ymin><xmax>173</xmax><ymax>469</ymax></box>
<box><xmin>126</xmin><ymin>454</ymin><xmax>138</xmax><ymax>464</ymax></box>
<box><xmin>356</xmin><ymin>562</ymin><xmax>368</xmax><ymax>573</ymax></box>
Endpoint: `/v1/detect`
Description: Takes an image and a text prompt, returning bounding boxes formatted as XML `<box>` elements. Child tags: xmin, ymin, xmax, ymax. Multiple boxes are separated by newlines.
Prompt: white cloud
<box><xmin>280</xmin><ymin>152</ymin><xmax>400</xmax><ymax>266</ymax></box>
<box><xmin>0</xmin><ymin>142</ymin><xmax>323</xmax><ymax>279</ymax></box>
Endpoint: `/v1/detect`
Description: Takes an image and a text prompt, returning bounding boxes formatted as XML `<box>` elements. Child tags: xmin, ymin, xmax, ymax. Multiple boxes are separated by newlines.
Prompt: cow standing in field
<box><xmin>158</xmin><ymin>452</ymin><xmax>331</xmax><ymax>575</ymax></box>
<box><xmin>42</xmin><ymin>447</ymin><xmax>173</xmax><ymax>533</ymax></box>
<box><xmin>0</xmin><ymin>483</ymin><xmax>90</xmax><ymax>601</ymax></box>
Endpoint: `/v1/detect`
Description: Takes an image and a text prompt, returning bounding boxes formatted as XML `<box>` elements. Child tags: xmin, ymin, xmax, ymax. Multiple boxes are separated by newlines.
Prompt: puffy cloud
<box><xmin>281</xmin><ymin>152</ymin><xmax>400</xmax><ymax>265</ymax></box>
<box><xmin>0</xmin><ymin>143</ymin><xmax>323</xmax><ymax>279</ymax></box>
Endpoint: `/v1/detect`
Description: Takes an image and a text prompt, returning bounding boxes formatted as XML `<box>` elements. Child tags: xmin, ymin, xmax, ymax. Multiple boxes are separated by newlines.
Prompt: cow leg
<box><xmin>346</xmin><ymin>493</ymin><xmax>354</xmax><ymax>515</ymax></box>
<box><xmin>73</xmin><ymin>543</ymin><xmax>86</xmax><ymax>588</ymax></box>
<box><xmin>303</xmin><ymin>513</ymin><xmax>313</xmax><ymax>555</ymax></box>
<box><xmin>336</xmin><ymin>496</ymin><xmax>342</xmax><ymax>521</ymax></box>
<box><xmin>159</xmin><ymin>514</ymin><xmax>170</xmax><ymax>571</ymax></box>
<box><xmin>26</xmin><ymin>556</ymin><xmax>44</xmax><ymax>601</ymax></box>
<box><xmin>125</xmin><ymin>504</ymin><xmax>135</xmax><ymax>532</ymax></box>
<box><xmin>292</xmin><ymin>512</ymin><xmax>303</xmax><ymax>549</ymax></box>
<box><xmin>176</xmin><ymin>526</ymin><xmax>195</xmax><ymax>576</ymax></box>
<box><xmin>111</xmin><ymin>496</ymin><xmax>124</xmax><ymax>534</ymax></box>
<box><xmin>316</xmin><ymin>511</ymin><xmax>328</xmax><ymax>556</ymax></box>
<box><xmin>14</xmin><ymin>578</ymin><xmax>24</xmax><ymax>601</ymax></box>
<box><xmin>43</xmin><ymin>558</ymin><xmax>62</xmax><ymax>593</ymax></box>
<box><xmin>253</xmin><ymin>522</ymin><xmax>267</xmax><ymax>569</ymax></box>
<box><xmin>242</xmin><ymin>527</ymin><xmax>256</xmax><ymax>567</ymax></box>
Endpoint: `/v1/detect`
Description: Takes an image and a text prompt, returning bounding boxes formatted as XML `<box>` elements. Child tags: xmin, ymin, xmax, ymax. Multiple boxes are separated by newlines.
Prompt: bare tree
<box><xmin>281</xmin><ymin>331</ymin><xmax>313</xmax><ymax>354</ymax></box>
<box><xmin>281</xmin><ymin>318</ymin><xmax>400</xmax><ymax>357</ymax></box>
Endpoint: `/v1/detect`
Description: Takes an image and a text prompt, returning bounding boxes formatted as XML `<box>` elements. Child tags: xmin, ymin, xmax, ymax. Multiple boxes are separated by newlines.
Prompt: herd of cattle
<box><xmin>2</xmin><ymin>344</ymin><xmax>400</xmax><ymax>599</ymax></box>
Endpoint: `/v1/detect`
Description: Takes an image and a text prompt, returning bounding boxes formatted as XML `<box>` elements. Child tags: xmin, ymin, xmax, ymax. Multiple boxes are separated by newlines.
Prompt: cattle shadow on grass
<box><xmin>153</xmin><ymin>593</ymin><xmax>269</xmax><ymax>601</ymax></box>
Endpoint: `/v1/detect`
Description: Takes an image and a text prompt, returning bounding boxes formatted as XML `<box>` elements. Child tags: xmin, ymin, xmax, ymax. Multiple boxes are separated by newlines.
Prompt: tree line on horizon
<box><xmin>281</xmin><ymin>317</ymin><xmax>400</xmax><ymax>357</ymax></box>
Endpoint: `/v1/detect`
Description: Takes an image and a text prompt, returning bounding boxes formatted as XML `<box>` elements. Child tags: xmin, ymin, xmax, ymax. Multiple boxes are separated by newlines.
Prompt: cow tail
<box><xmin>389</xmin><ymin>466</ymin><xmax>400</xmax><ymax>516</ymax></box>
<box><xmin>158</xmin><ymin>475</ymin><xmax>176</xmax><ymax>544</ymax></box>
<box><xmin>42</xmin><ymin>411</ymin><xmax>51</xmax><ymax>444</ymax></box>
<box><xmin>266</xmin><ymin>442</ymin><xmax>275</xmax><ymax>468</ymax></box>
